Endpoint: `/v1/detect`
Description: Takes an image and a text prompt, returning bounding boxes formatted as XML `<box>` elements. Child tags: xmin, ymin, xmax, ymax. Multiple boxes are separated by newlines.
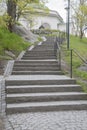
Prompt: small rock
<box><xmin>12</xmin><ymin>25</ymin><xmax>38</xmax><ymax>43</ymax></box>
<box><xmin>5</xmin><ymin>51</ymin><xmax>15</xmax><ymax>58</ymax></box>
<box><xmin>78</xmin><ymin>65</ymin><xmax>87</xmax><ymax>71</ymax></box>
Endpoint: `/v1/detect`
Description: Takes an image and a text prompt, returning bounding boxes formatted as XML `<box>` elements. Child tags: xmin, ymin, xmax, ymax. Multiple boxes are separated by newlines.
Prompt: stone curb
<box><xmin>4</xmin><ymin>60</ymin><xmax>14</xmax><ymax>77</ymax></box>
<box><xmin>16</xmin><ymin>51</ymin><xmax>25</xmax><ymax>61</ymax></box>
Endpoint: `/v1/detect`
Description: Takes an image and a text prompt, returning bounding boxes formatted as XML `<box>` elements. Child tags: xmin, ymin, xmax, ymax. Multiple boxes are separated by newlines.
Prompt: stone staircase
<box><xmin>5</xmin><ymin>37</ymin><xmax>87</xmax><ymax>114</ymax></box>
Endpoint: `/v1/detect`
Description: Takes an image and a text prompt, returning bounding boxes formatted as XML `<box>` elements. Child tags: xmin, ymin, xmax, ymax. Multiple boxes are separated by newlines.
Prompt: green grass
<box><xmin>62</xmin><ymin>35</ymin><xmax>87</xmax><ymax>92</ymax></box>
<box><xmin>38</xmin><ymin>37</ymin><xmax>43</xmax><ymax>42</ymax></box>
<box><xmin>70</xmin><ymin>35</ymin><xmax>87</xmax><ymax>58</ymax></box>
<box><xmin>0</xmin><ymin>27</ymin><xmax>31</xmax><ymax>58</ymax></box>
<box><xmin>77</xmin><ymin>81</ymin><xmax>87</xmax><ymax>93</ymax></box>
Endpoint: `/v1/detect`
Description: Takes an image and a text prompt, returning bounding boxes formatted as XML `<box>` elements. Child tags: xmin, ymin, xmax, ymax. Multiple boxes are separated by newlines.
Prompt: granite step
<box><xmin>25</xmin><ymin>52</ymin><xmax>54</xmax><ymax>55</ymax></box>
<box><xmin>14</xmin><ymin>60</ymin><xmax>58</xmax><ymax>65</ymax></box>
<box><xmin>11</xmin><ymin>71</ymin><xmax>63</xmax><ymax>75</ymax></box>
<box><xmin>21</xmin><ymin>57</ymin><xmax>56</xmax><ymax>60</ymax></box>
<box><xmin>22</xmin><ymin>56</ymin><xmax>56</xmax><ymax>58</ymax></box>
<box><xmin>28</xmin><ymin>50</ymin><xmax>54</xmax><ymax>53</ymax></box>
<box><xmin>26</xmin><ymin>47</ymin><xmax>54</xmax><ymax>49</ymax></box>
<box><xmin>6</xmin><ymin>79</ymin><xmax>76</xmax><ymax>86</ymax></box>
<box><xmin>6</xmin><ymin>101</ymin><xmax>87</xmax><ymax>114</ymax></box>
<box><xmin>6</xmin><ymin>84</ymin><xmax>82</xmax><ymax>94</ymax></box>
<box><xmin>12</xmin><ymin>67</ymin><xmax>60</xmax><ymax>71</ymax></box>
<box><xmin>6</xmin><ymin>92</ymin><xmax>87</xmax><ymax>103</ymax></box>
<box><xmin>13</xmin><ymin>64</ymin><xmax>59</xmax><ymax>67</ymax></box>
<box><xmin>6</xmin><ymin>37</ymin><xmax>87</xmax><ymax>115</ymax></box>
<box><xmin>28</xmin><ymin>49</ymin><xmax>54</xmax><ymax>51</ymax></box>
<box><xmin>24</xmin><ymin>52</ymin><xmax>55</xmax><ymax>55</ymax></box>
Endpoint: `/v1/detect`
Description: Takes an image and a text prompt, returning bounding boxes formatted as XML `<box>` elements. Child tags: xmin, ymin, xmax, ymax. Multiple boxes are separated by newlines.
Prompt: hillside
<box><xmin>0</xmin><ymin>26</ymin><xmax>37</xmax><ymax>74</ymax></box>
<box><xmin>62</xmin><ymin>35</ymin><xmax>87</xmax><ymax>92</ymax></box>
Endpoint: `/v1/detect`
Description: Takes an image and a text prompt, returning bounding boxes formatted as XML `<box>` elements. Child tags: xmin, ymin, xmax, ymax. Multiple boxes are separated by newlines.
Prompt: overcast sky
<box><xmin>46</xmin><ymin>0</ymin><xmax>66</xmax><ymax>21</ymax></box>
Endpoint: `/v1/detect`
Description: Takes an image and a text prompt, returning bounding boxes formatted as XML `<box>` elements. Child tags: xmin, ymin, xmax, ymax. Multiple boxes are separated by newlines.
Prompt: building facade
<box><xmin>19</xmin><ymin>9</ymin><xmax>64</xmax><ymax>31</ymax></box>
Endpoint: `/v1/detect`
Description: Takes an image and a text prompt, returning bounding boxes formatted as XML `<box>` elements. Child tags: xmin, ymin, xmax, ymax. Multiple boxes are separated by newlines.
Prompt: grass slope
<box><xmin>70</xmin><ymin>35</ymin><xmax>87</xmax><ymax>58</ymax></box>
<box><xmin>0</xmin><ymin>27</ymin><xmax>31</xmax><ymax>59</ymax></box>
<box><xmin>62</xmin><ymin>35</ymin><xmax>87</xmax><ymax>92</ymax></box>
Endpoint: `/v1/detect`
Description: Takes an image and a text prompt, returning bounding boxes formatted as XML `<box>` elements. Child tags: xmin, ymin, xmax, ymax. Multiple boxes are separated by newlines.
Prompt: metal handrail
<box><xmin>70</xmin><ymin>49</ymin><xmax>87</xmax><ymax>78</ymax></box>
<box><xmin>55</xmin><ymin>37</ymin><xmax>61</xmax><ymax>70</ymax></box>
<box><xmin>55</xmin><ymin>37</ymin><xmax>87</xmax><ymax>78</ymax></box>
<box><xmin>72</xmin><ymin>49</ymin><xmax>87</xmax><ymax>64</ymax></box>
<box><xmin>61</xmin><ymin>48</ymin><xmax>87</xmax><ymax>78</ymax></box>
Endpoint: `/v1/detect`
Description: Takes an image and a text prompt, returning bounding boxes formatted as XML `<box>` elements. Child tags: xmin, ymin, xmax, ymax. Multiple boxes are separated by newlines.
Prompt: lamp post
<box><xmin>65</xmin><ymin>0</ymin><xmax>70</xmax><ymax>50</ymax></box>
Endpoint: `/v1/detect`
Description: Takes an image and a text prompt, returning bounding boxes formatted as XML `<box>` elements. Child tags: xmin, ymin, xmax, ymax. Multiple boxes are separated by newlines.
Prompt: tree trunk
<box><xmin>80</xmin><ymin>28</ymin><xmax>83</xmax><ymax>39</ymax></box>
<box><xmin>7</xmin><ymin>0</ymin><xmax>16</xmax><ymax>32</ymax></box>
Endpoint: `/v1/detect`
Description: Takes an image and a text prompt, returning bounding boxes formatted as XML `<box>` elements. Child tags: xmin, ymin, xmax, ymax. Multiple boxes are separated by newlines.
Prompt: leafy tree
<box><xmin>6</xmin><ymin>0</ymin><xmax>48</xmax><ymax>32</ymax></box>
<box><xmin>7</xmin><ymin>0</ymin><xmax>16</xmax><ymax>32</ymax></box>
<box><xmin>77</xmin><ymin>4</ymin><xmax>87</xmax><ymax>39</ymax></box>
<box><xmin>71</xmin><ymin>0</ymin><xmax>87</xmax><ymax>39</ymax></box>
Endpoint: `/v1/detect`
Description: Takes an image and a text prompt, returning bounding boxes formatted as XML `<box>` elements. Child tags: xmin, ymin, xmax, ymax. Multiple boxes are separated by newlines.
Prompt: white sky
<box><xmin>46</xmin><ymin>0</ymin><xmax>67</xmax><ymax>21</ymax></box>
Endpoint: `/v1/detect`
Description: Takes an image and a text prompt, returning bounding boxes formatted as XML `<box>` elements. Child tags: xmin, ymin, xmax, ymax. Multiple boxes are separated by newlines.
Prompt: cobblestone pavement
<box><xmin>5</xmin><ymin>110</ymin><xmax>87</xmax><ymax>130</ymax></box>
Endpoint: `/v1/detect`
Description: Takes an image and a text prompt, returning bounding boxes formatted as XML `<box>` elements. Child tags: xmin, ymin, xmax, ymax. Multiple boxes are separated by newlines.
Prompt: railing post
<box><xmin>54</xmin><ymin>37</ymin><xmax>57</xmax><ymax>55</ymax></box>
<box><xmin>59</xmin><ymin>49</ymin><xmax>61</xmax><ymax>70</ymax></box>
<box><xmin>70</xmin><ymin>49</ymin><xmax>73</xmax><ymax>78</ymax></box>
<box><xmin>55</xmin><ymin>36</ymin><xmax>61</xmax><ymax>71</ymax></box>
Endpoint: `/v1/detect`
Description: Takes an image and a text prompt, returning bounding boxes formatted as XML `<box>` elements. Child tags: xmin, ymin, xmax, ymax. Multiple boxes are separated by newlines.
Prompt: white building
<box><xmin>19</xmin><ymin>9</ymin><xmax>64</xmax><ymax>31</ymax></box>
<box><xmin>19</xmin><ymin>9</ymin><xmax>76</xmax><ymax>35</ymax></box>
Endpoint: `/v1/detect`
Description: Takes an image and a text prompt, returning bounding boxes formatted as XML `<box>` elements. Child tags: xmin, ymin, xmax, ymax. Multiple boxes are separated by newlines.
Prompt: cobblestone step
<box><xmin>6</xmin><ymin>92</ymin><xmax>87</xmax><ymax>103</ymax></box>
<box><xmin>6</xmin><ymin>85</ymin><xmax>82</xmax><ymax>94</ymax></box>
<box><xmin>7</xmin><ymin>101</ymin><xmax>87</xmax><ymax>114</ymax></box>
<box><xmin>12</xmin><ymin>71</ymin><xmax>63</xmax><ymax>75</ymax></box>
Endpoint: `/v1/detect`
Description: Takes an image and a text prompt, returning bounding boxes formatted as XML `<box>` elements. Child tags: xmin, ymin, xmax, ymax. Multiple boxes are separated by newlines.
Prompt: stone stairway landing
<box><xmin>5</xmin><ymin>37</ymin><xmax>87</xmax><ymax>114</ymax></box>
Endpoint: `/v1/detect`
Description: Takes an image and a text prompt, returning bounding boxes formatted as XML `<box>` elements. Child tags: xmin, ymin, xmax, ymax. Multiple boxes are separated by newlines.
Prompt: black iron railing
<box><xmin>55</xmin><ymin>36</ymin><xmax>87</xmax><ymax>78</ymax></box>
<box><xmin>69</xmin><ymin>49</ymin><xmax>87</xmax><ymax>78</ymax></box>
<box><xmin>54</xmin><ymin>37</ymin><xmax>61</xmax><ymax>70</ymax></box>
